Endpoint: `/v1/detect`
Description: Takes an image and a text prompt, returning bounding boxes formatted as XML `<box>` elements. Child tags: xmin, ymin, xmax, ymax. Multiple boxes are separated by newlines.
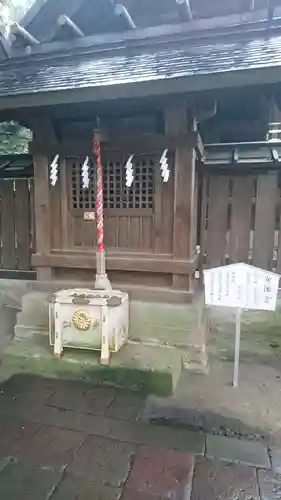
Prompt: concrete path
<box><xmin>0</xmin><ymin>375</ymin><xmax>280</xmax><ymax>499</ymax></box>
<box><xmin>144</xmin><ymin>359</ymin><xmax>281</xmax><ymax>444</ymax></box>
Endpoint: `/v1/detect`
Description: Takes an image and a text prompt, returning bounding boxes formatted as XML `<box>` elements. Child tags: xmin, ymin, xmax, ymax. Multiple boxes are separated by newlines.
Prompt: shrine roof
<box><xmin>1</xmin><ymin>28</ymin><xmax>281</xmax><ymax>109</ymax></box>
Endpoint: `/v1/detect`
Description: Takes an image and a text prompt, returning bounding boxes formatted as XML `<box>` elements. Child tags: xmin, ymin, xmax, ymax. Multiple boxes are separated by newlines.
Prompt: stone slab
<box><xmin>206</xmin><ymin>434</ymin><xmax>271</xmax><ymax>468</ymax></box>
<box><xmin>0</xmin><ymin>460</ymin><xmax>60</xmax><ymax>500</ymax></box>
<box><xmin>121</xmin><ymin>491</ymin><xmax>161</xmax><ymax>500</ymax></box>
<box><xmin>111</xmin><ymin>343</ymin><xmax>183</xmax><ymax>394</ymax></box>
<box><xmin>46</xmin><ymin>384</ymin><xmax>115</xmax><ymax>415</ymax></box>
<box><xmin>129</xmin><ymin>324</ymin><xmax>192</xmax><ymax>347</ymax></box>
<box><xmin>191</xmin><ymin>458</ymin><xmax>260</xmax><ymax>500</ymax></box>
<box><xmin>0</xmin><ymin>306</ymin><xmax>18</xmax><ymax>351</ymax></box>
<box><xmin>130</xmin><ymin>300</ymin><xmax>198</xmax><ymax>330</ymax></box>
<box><xmin>124</xmin><ymin>447</ymin><xmax>194</xmax><ymax>499</ymax></box>
<box><xmin>2</xmin><ymin>332</ymin><xmax>179</xmax><ymax>396</ymax></box>
<box><xmin>270</xmin><ymin>447</ymin><xmax>281</xmax><ymax>474</ymax></box>
<box><xmin>16</xmin><ymin>288</ymin><xmax>202</xmax><ymax>340</ymax></box>
<box><xmin>16</xmin><ymin>425</ymin><xmax>85</xmax><ymax>468</ymax></box>
<box><xmin>0</xmin><ymin>457</ymin><xmax>11</xmax><ymax>472</ymax></box>
<box><xmin>16</xmin><ymin>291</ymin><xmax>49</xmax><ymax>334</ymax></box>
<box><xmin>0</xmin><ymin>373</ymin><xmax>56</xmax><ymax>405</ymax></box>
<box><xmin>68</xmin><ymin>435</ymin><xmax>136</xmax><ymax>487</ymax></box>
<box><xmin>0</xmin><ymin>418</ymin><xmax>41</xmax><ymax>458</ymax></box>
<box><xmin>105</xmin><ymin>391</ymin><xmax>145</xmax><ymax>421</ymax></box>
<box><xmin>109</xmin><ymin>420</ymin><xmax>205</xmax><ymax>455</ymax></box>
<box><xmin>0</xmin><ymin>397</ymin><xmax>113</xmax><ymax>437</ymax></box>
<box><xmin>258</xmin><ymin>469</ymin><xmax>281</xmax><ymax>500</ymax></box>
<box><xmin>51</xmin><ymin>473</ymin><xmax>121</xmax><ymax>500</ymax></box>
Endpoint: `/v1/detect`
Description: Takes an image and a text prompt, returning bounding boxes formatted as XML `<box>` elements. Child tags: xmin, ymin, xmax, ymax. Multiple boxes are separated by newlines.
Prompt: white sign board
<box><xmin>203</xmin><ymin>263</ymin><xmax>280</xmax><ymax>388</ymax></box>
<box><xmin>203</xmin><ymin>263</ymin><xmax>279</xmax><ymax>312</ymax></box>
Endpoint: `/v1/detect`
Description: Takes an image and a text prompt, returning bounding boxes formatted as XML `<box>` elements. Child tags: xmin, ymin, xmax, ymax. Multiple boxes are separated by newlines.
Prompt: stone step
<box><xmin>1</xmin><ymin>331</ymin><xmax>183</xmax><ymax>396</ymax></box>
<box><xmin>16</xmin><ymin>292</ymin><xmax>202</xmax><ymax>338</ymax></box>
<box><xmin>8</xmin><ymin>289</ymin><xmax>209</xmax><ymax>389</ymax></box>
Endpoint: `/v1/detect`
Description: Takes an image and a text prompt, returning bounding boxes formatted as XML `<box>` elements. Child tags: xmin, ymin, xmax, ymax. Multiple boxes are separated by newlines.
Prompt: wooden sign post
<box><xmin>203</xmin><ymin>263</ymin><xmax>279</xmax><ymax>387</ymax></box>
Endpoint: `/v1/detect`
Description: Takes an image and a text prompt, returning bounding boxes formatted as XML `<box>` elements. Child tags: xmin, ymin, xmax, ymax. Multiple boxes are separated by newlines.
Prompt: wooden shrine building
<box><xmin>0</xmin><ymin>0</ymin><xmax>281</xmax><ymax>302</ymax></box>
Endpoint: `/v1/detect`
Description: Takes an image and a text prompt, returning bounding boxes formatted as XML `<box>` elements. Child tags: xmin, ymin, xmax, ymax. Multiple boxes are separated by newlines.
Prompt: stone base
<box><xmin>1</xmin><ymin>332</ymin><xmax>181</xmax><ymax>396</ymax></box>
<box><xmin>128</xmin><ymin>294</ymin><xmax>209</xmax><ymax>376</ymax></box>
<box><xmin>0</xmin><ymin>279</ymin><xmax>209</xmax><ymax>394</ymax></box>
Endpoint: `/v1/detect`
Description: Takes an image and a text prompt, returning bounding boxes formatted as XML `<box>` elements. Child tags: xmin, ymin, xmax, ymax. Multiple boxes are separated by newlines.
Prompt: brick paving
<box><xmin>0</xmin><ymin>375</ymin><xmax>281</xmax><ymax>499</ymax></box>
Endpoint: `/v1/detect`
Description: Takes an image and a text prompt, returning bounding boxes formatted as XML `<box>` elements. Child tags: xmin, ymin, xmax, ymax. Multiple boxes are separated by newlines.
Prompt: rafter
<box><xmin>268</xmin><ymin>0</ymin><xmax>275</xmax><ymax>21</ymax></box>
<box><xmin>10</xmin><ymin>23</ymin><xmax>39</xmax><ymax>45</ymax></box>
<box><xmin>115</xmin><ymin>4</ymin><xmax>136</xmax><ymax>29</ymax></box>
<box><xmin>57</xmin><ymin>15</ymin><xmax>84</xmax><ymax>38</ymax></box>
<box><xmin>176</xmin><ymin>0</ymin><xmax>193</xmax><ymax>22</ymax></box>
<box><xmin>0</xmin><ymin>35</ymin><xmax>11</xmax><ymax>59</ymax></box>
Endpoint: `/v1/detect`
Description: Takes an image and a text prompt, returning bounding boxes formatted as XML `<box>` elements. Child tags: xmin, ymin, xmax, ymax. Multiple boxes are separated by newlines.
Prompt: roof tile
<box><xmin>0</xmin><ymin>34</ymin><xmax>281</xmax><ymax>97</ymax></box>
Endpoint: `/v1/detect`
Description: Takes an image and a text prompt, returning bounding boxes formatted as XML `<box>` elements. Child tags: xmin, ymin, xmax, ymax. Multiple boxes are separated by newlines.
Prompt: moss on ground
<box><xmin>1</xmin><ymin>333</ymin><xmax>179</xmax><ymax>396</ymax></box>
<box><xmin>209</xmin><ymin>299</ymin><xmax>281</xmax><ymax>362</ymax></box>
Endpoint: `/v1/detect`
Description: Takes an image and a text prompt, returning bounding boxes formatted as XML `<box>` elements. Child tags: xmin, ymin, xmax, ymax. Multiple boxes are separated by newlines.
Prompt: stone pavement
<box><xmin>0</xmin><ymin>375</ymin><xmax>281</xmax><ymax>499</ymax></box>
<box><xmin>143</xmin><ymin>359</ymin><xmax>281</xmax><ymax>444</ymax></box>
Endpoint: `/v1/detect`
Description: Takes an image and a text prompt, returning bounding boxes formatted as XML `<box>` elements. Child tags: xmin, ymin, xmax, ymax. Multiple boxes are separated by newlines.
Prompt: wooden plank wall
<box><xmin>201</xmin><ymin>171</ymin><xmax>280</xmax><ymax>272</ymax></box>
<box><xmin>0</xmin><ymin>179</ymin><xmax>34</xmax><ymax>275</ymax></box>
<box><xmin>104</xmin><ymin>213</ymin><xmax>154</xmax><ymax>251</ymax></box>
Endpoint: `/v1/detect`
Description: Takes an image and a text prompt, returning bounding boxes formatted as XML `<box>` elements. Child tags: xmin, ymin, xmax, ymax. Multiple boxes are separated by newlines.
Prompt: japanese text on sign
<box><xmin>203</xmin><ymin>263</ymin><xmax>279</xmax><ymax>311</ymax></box>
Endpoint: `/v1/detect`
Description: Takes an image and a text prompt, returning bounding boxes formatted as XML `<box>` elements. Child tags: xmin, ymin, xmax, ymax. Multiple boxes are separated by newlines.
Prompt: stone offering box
<box><xmin>49</xmin><ymin>288</ymin><xmax>129</xmax><ymax>364</ymax></box>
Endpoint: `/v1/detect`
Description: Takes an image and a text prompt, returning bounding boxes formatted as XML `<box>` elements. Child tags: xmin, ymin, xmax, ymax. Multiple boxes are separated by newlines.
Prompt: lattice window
<box><xmin>71</xmin><ymin>156</ymin><xmax>154</xmax><ymax>210</ymax></box>
<box><xmin>103</xmin><ymin>157</ymin><xmax>154</xmax><ymax>209</ymax></box>
<box><xmin>71</xmin><ymin>158</ymin><xmax>96</xmax><ymax>209</ymax></box>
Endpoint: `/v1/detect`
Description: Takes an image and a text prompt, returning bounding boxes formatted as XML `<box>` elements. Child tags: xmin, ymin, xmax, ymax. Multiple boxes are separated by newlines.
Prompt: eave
<box><xmin>0</xmin><ymin>64</ymin><xmax>280</xmax><ymax>112</ymax></box>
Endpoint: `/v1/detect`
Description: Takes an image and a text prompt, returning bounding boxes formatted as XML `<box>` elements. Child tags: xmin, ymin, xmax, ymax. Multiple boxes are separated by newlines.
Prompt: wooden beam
<box><xmin>100</xmin><ymin>131</ymin><xmax>200</xmax><ymax>152</ymax></box>
<box><xmin>195</xmin><ymin>100</ymin><xmax>218</xmax><ymax>123</ymax></box>
<box><xmin>33</xmin><ymin>153</ymin><xmax>52</xmax><ymax>280</ymax></box>
<box><xmin>30</xmin><ymin>115</ymin><xmax>59</xmax><ymax>152</ymax></box>
<box><xmin>0</xmin><ymin>35</ymin><xmax>11</xmax><ymax>58</ymax></box>
<box><xmin>57</xmin><ymin>14</ymin><xmax>84</xmax><ymax>38</ymax></box>
<box><xmin>32</xmin><ymin>251</ymin><xmax>198</xmax><ymax>275</ymax></box>
<box><xmin>165</xmin><ymin>101</ymin><xmax>197</xmax><ymax>290</ymax></box>
<box><xmin>268</xmin><ymin>0</ymin><xmax>275</xmax><ymax>21</ymax></box>
<box><xmin>11</xmin><ymin>7</ymin><xmax>280</xmax><ymax>58</ymax></box>
<box><xmin>115</xmin><ymin>4</ymin><xmax>136</xmax><ymax>29</ymax></box>
<box><xmin>0</xmin><ymin>269</ymin><xmax>36</xmax><ymax>280</ymax></box>
<box><xmin>176</xmin><ymin>0</ymin><xmax>193</xmax><ymax>21</ymax></box>
<box><xmin>10</xmin><ymin>23</ymin><xmax>39</xmax><ymax>45</ymax></box>
<box><xmin>29</xmin><ymin>132</ymin><xmax>200</xmax><ymax>156</ymax></box>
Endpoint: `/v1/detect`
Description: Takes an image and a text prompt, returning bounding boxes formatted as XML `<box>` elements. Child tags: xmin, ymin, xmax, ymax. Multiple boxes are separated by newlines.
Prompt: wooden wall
<box><xmin>201</xmin><ymin>170</ymin><xmax>281</xmax><ymax>272</ymax></box>
<box><xmin>0</xmin><ymin>178</ymin><xmax>35</xmax><ymax>278</ymax></box>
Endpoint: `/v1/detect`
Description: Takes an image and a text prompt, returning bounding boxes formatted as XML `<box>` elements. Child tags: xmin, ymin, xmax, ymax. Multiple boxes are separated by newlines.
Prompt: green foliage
<box><xmin>0</xmin><ymin>0</ymin><xmax>33</xmax><ymax>153</ymax></box>
<box><xmin>0</xmin><ymin>121</ymin><xmax>32</xmax><ymax>154</ymax></box>
<box><xmin>0</xmin><ymin>0</ymin><xmax>33</xmax><ymax>29</ymax></box>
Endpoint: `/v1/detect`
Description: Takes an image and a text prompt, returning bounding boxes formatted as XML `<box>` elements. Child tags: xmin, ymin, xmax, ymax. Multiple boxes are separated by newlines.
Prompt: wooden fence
<box><xmin>0</xmin><ymin>178</ymin><xmax>35</xmax><ymax>278</ymax></box>
<box><xmin>200</xmin><ymin>170</ymin><xmax>281</xmax><ymax>272</ymax></box>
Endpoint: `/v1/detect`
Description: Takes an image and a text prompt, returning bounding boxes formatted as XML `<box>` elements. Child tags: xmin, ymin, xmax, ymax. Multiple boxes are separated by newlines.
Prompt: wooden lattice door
<box><xmin>66</xmin><ymin>155</ymin><xmax>155</xmax><ymax>252</ymax></box>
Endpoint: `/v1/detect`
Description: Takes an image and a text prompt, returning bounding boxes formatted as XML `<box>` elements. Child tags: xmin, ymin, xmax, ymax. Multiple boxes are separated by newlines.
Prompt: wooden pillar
<box><xmin>60</xmin><ymin>158</ymin><xmax>70</xmax><ymax>249</ymax></box>
<box><xmin>30</xmin><ymin>115</ymin><xmax>59</xmax><ymax>280</ymax></box>
<box><xmin>33</xmin><ymin>153</ymin><xmax>52</xmax><ymax>280</ymax></box>
<box><xmin>165</xmin><ymin>101</ymin><xmax>197</xmax><ymax>290</ymax></box>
